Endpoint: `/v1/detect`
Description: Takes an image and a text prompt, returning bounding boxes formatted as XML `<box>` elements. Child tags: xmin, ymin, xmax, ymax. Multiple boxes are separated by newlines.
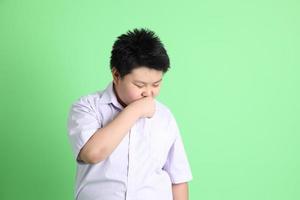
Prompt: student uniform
<box><xmin>67</xmin><ymin>81</ymin><xmax>193</xmax><ymax>200</ymax></box>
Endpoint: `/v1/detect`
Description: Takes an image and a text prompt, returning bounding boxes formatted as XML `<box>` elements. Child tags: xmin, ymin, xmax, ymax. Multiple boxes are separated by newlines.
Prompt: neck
<box><xmin>112</xmin><ymin>83</ymin><xmax>127</xmax><ymax>108</ymax></box>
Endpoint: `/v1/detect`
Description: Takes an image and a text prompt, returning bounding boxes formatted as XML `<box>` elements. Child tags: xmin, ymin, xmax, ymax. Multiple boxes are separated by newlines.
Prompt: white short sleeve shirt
<box><xmin>67</xmin><ymin>81</ymin><xmax>193</xmax><ymax>200</ymax></box>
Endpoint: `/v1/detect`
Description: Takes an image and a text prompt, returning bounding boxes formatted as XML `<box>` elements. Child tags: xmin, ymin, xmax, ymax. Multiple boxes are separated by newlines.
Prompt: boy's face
<box><xmin>112</xmin><ymin>66</ymin><xmax>163</xmax><ymax>107</ymax></box>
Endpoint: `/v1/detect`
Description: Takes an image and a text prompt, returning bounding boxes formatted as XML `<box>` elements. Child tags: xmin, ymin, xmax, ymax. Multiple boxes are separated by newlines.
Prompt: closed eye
<box><xmin>135</xmin><ymin>84</ymin><xmax>144</xmax><ymax>88</ymax></box>
<box><xmin>134</xmin><ymin>83</ymin><xmax>160</xmax><ymax>88</ymax></box>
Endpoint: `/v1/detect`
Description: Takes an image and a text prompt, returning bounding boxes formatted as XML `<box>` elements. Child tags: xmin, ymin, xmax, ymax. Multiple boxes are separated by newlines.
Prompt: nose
<box><xmin>142</xmin><ymin>87</ymin><xmax>153</xmax><ymax>97</ymax></box>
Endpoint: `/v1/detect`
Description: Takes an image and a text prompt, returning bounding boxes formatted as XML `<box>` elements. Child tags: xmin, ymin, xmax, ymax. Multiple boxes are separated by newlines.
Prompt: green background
<box><xmin>0</xmin><ymin>0</ymin><xmax>299</xmax><ymax>199</ymax></box>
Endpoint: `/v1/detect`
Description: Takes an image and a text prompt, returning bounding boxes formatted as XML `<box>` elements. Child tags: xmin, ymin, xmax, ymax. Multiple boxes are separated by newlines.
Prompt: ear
<box><xmin>111</xmin><ymin>67</ymin><xmax>120</xmax><ymax>84</ymax></box>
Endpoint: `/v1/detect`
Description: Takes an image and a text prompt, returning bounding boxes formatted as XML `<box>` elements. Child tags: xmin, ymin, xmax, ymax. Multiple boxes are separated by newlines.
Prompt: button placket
<box><xmin>125</xmin><ymin>121</ymin><xmax>138</xmax><ymax>200</ymax></box>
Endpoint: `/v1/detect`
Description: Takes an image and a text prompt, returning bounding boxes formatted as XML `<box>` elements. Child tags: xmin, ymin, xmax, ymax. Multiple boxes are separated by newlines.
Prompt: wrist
<box><xmin>124</xmin><ymin>104</ymin><xmax>141</xmax><ymax>120</ymax></box>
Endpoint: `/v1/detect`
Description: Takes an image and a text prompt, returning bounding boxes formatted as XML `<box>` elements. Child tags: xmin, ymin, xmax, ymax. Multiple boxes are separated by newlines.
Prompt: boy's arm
<box><xmin>78</xmin><ymin>96</ymin><xmax>155</xmax><ymax>164</ymax></box>
<box><xmin>172</xmin><ymin>182</ymin><xmax>189</xmax><ymax>200</ymax></box>
<box><xmin>78</xmin><ymin>105</ymin><xmax>140</xmax><ymax>164</ymax></box>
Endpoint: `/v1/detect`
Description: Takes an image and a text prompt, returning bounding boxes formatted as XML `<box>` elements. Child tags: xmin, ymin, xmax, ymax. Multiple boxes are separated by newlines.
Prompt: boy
<box><xmin>67</xmin><ymin>28</ymin><xmax>192</xmax><ymax>200</ymax></box>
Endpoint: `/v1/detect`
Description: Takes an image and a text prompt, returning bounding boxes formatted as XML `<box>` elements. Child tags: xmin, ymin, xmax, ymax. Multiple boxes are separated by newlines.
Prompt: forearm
<box><xmin>172</xmin><ymin>182</ymin><xmax>189</xmax><ymax>200</ymax></box>
<box><xmin>79</xmin><ymin>105</ymin><xmax>140</xmax><ymax>164</ymax></box>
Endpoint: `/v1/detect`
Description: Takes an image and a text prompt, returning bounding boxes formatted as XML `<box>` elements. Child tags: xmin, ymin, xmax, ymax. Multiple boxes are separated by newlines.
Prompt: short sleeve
<box><xmin>67</xmin><ymin>97</ymin><xmax>101</xmax><ymax>162</ymax></box>
<box><xmin>163</xmin><ymin>114</ymin><xmax>193</xmax><ymax>184</ymax></box>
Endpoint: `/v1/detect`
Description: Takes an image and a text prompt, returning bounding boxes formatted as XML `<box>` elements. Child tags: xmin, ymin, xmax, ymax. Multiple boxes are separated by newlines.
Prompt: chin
<box><xmin>128</xmin><ymin>98</ymin><xmax>139</xmax><ymax>104</ymax></box>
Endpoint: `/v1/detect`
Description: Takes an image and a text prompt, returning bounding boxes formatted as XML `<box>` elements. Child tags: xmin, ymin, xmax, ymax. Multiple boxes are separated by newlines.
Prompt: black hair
<box><xmin>110</xmin><ymin>28</ymin><xmax>170</xmax><ymax>78</ymax></box>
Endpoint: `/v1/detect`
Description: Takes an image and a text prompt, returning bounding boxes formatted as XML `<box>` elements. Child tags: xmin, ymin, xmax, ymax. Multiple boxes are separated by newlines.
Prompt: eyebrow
<box><xmin>134</xmin><ymin>79</ymin><xmax>162</xmax><ymax>84</ymax></box>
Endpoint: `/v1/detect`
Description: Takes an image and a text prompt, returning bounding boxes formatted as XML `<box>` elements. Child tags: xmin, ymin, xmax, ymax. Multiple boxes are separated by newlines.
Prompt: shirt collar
<box><xmin>99</xmin><ymin>81</ymin><xmax>124</xmax><ymax>110</ymax></box>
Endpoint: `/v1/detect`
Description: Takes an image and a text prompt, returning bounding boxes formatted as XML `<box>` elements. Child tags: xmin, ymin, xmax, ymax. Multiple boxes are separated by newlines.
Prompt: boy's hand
<box><xmin>128</xmin><ymin>96</ymin><xmax>156</xmax><ymax>118</ymax></box>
